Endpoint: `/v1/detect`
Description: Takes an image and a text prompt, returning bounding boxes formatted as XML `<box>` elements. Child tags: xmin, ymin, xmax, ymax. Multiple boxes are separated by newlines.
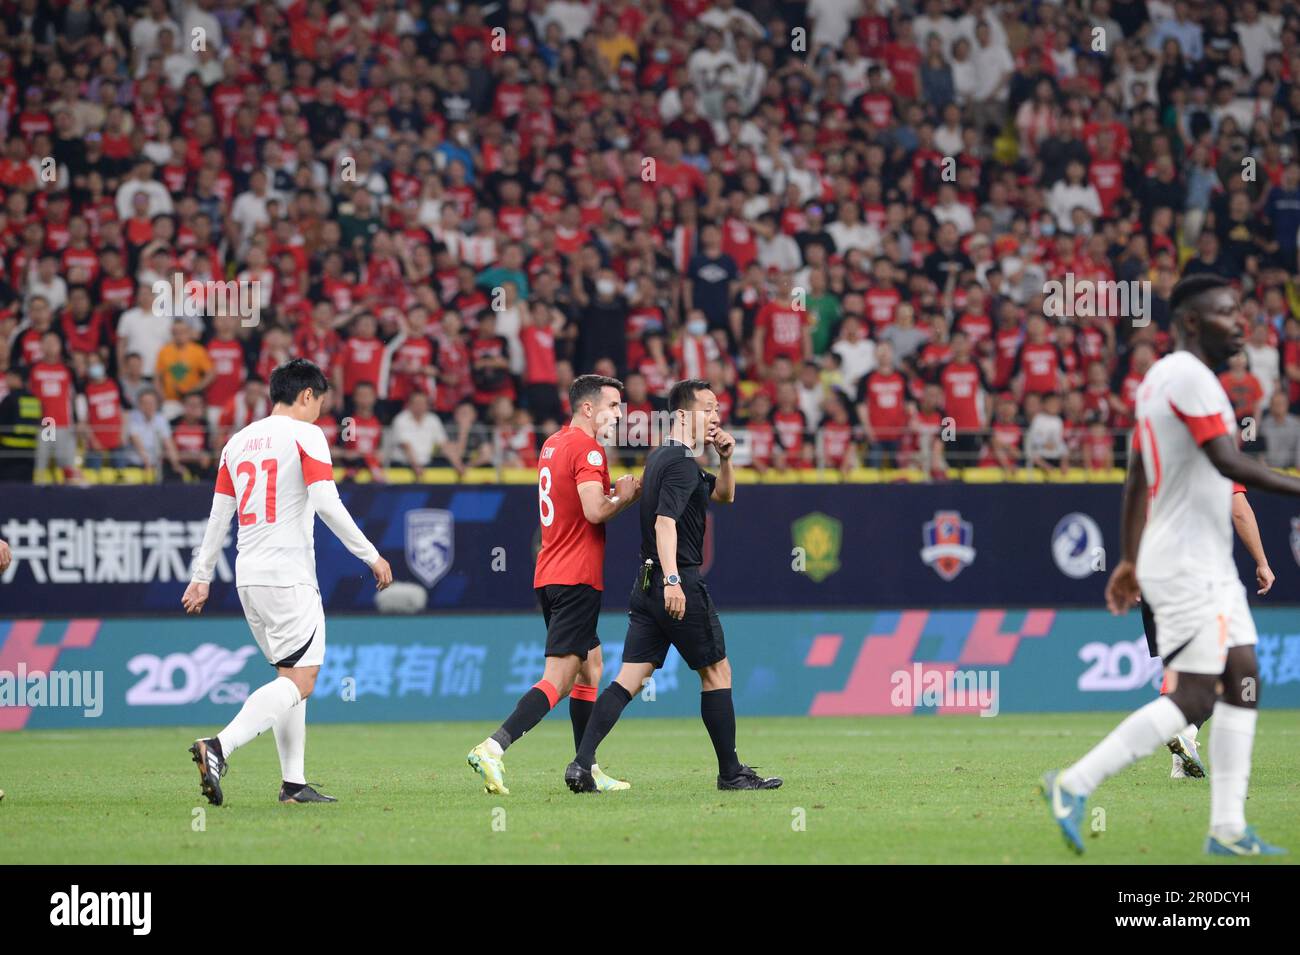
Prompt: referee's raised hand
<box><xmin>709</xmin><ymin>428</ymin><xmax>736</xmax><ymax>459</ymax></box>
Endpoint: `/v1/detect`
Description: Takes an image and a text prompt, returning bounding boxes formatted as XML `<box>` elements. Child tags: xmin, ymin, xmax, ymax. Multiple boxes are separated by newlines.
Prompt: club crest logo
<box><xmin>791</xmin><ymin>511</ymin><xmax>842</xmax><ymax>583</ymax></box>
<box><xmin>1052</xmin><ymin>512</ymin><xmax>1104</xmax><ymax>579</ymax></box>
<box><xmin>406</xmin><ymin>508</ymin><xmax>454</xmax><ymax>589</ymax></box>
<box><xmin>921</xmin><ymin>510</ymin><xmax>976</xmax><ymax>581</ymax></box>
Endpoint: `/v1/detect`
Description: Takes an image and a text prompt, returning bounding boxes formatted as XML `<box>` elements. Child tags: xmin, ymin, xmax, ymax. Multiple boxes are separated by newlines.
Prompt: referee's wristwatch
<box><xmin>664</xmin><ymin>573</ymin><xmax>681</xmax><ymax>586</ymax></box>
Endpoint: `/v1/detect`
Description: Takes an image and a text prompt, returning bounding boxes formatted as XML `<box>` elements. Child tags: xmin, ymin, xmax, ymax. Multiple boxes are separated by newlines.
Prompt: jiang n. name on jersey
<box><xmin>534</xmin><ymin>425</ymin><xmax>609</xmax><ymax>591</ymax></box>
<box><xmin>1133</xmin><ymin>351</ymin><xmax>1238</xmax><ymax>584</ymax></box>
<box><xmin>206</xmin><ymin>415</ymin><xmax>376</xmax><ymax>590</ymax></box>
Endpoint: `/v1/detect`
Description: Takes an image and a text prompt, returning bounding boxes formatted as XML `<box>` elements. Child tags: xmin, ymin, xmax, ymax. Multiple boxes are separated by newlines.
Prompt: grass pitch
<box><xmin>2</xmin><ymin>713</ymin><xmax>1297</xmax><ymax>864</ymax></box>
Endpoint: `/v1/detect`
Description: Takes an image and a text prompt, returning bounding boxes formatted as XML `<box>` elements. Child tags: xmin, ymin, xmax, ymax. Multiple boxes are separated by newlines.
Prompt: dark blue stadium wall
<box><xmin>3</xmin><ymin>484</ymin><xmax>1300</xmax><ymax>614</ymax></box>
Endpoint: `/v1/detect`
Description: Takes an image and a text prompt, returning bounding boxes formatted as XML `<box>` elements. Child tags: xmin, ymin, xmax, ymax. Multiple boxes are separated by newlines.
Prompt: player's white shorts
<box><xmin>237</xmin><ymin>584</ymin><xmax>326</xmax><ymax>669</ymax></box>
<box><xmin>1141</xmin><ymin>574</ymin><xmax>1257</xmax><ymax>675</ymax></box>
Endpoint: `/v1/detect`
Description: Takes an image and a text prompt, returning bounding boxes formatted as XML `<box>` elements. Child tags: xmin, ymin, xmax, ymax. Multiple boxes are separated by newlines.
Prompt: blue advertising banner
<box><xmin>4</xmin><ymin>609</ymin><xmax>1300</xmax><ymax>729</ymax></box>
<box><xmin>4</xmin><ymin>484</ymin><xmax>1300</xmax><ymax>613</ymax></box>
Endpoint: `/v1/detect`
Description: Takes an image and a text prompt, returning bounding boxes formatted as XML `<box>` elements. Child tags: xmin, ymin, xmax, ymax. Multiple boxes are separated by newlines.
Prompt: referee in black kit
<box><xmin>565</xmin><ymin>379</ymin><xmax>784</xmax><ymax>793</ymax></box>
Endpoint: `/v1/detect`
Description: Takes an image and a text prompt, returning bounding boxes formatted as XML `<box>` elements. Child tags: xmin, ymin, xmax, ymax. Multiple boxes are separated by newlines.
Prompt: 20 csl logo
<box><xmin>1077</xmin><ymin>637</ymin><xmax>1162</xmax><ymax>692</ymax></box>
<box><xmin>126</xmin><ymin>643</ymin><xmax>258</xmax><ymax>705</ymax></box>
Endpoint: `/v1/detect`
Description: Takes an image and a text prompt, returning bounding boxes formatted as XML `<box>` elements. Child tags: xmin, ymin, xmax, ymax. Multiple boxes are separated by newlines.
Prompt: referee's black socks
<box><xmin>701</xmin><ymin>688</ymin><xmax>741</xmax><ymax>776</ymax></box>
<box><xmin>569</xmin><ymin>683</ymin><xmax>598</xmax><ymax>751</ymax></box>
<box><xmin>575</xmin><ymin>682</ymin><xmax>633</xmax><ymax>770</ymax></box>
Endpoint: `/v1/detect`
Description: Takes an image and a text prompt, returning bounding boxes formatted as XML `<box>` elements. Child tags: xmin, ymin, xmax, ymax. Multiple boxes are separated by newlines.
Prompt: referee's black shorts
<box><xmin>1140</xmin><ymin>595</ymin><xmax>1158</xmax><ymax>659</ymax></box>
<box><xmin>536</xmin><ymin>584</ymin><xmax>602</xmax><ymax>660</ymax></box>
<box><xmin>623</xmin><ymin>565</ymin><xmax>727</xmax><ymax>671</ymax></box>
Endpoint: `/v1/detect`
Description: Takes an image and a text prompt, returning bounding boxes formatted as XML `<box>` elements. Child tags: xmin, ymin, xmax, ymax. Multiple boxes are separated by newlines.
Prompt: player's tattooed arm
<box><xmin>577</xmin><ymin>477</ymin><xmax>640</xmax><ymax>524</ymax></box>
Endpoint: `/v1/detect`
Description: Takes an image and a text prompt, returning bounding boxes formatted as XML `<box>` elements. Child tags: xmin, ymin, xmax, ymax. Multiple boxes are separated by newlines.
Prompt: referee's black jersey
<box><xmin>639</xmin><ymin>439</ymin><xmax>717</xmax><ymax>568</ymax></box>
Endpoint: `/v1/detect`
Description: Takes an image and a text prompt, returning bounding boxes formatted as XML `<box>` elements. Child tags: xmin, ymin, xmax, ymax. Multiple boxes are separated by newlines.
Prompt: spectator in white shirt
<box><xmin>115</xmin><ymin>160</ymin><xmax>174</xmax><ymax>221</ymax></box>
<box><xmin>1244</xmin><ymin>319</ymin><xmax>1281</xmax><ymax>405</ymax></box>
<box><xmin>933</xmin><ymin>184</ymin><xmax>976</xmax><ymax>235</ymax></box>
<box><xmin>1235</xmin><ymin>1</ymin><xmax>1281</xmax><ymax>77</ymax></box>
<box><xmin>831</xmin><ymin>315</ymin><xmax>877</xmax><ymax>389</ymax></box>
<box><xmin>1026</xmin><ymin>393</ymin><xmax>1068</xmax><ymax>472</ymax></box>
<box><xmin>826</xmin><ymin>203</ymin><xmax>882</xmax><ymax>256</ymax></box>
<box><xmin>698</xmin><ymin>0</ymin><xmax>764</xmax><ymax>43</ymax></box>
<box><xmin>1048</xmin><ymin>160</ymin><xmax>1103</xmax><ymax>233</ymax></box>
<box><xmin>117</xmin><ymin>283</ymin><xmax>172</xmax><ymax>377</ymax></box>
<box><xmin>970</xmin><ymin>20</ymin><xmax>1015</xmax><ymax>130</ymax></box>
<box><xmin>688</xmin><ymin>29</ymin><xmax>739</xmax><ymax>94</ymax></box>
<box><xmin>808</xmin><ymin>0</ymin><xmax>863</xmax><ymax>52</ymax></box>
<box><xmin>126</xmin><ymin>387</ymin><xmax>184</xmax><ymax>480</ymax></box>
<box><xmin>180</xmin><ymin>0</ymin><xmax>223</xmax><ymax>53</ymax></box>
<box><xmin>950</xmin><ymin>37</ymin><xmax>980</xmax><ymax>105</ymax></box>
<box><xmin>755</xmin><ymin>212</ymin><xmax>802</xmax><ymax>273</ymax></box>
<box><xmin>540</xmin><ymin>0</ymin><xmax>595</xmax><ymax>42</ymax></box>
<box><xmin>914</xmin><ymin>0</ymin><xmax>958</xmax><ymax>52</ymax></box>
<box><xmin>390</xmin><ymin>391</ymin><xmax>458</xmax><ymax>479</ymax></box>
<box><xmin>129</xmin><ymin>0</ymin><xmax>181</xmax><ymax>61</ymax></box>
<box><xmin>230</xmin><ymin>169</ymin><xmax>281</xmax><ymax>247</ymax></box>
<box><xmin>25</xmin><ymin>255</ymin><xmax>68</xmax><ymax>314</ymax></box>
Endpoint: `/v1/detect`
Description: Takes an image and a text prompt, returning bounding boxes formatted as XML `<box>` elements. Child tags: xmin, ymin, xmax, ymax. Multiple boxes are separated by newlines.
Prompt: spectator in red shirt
<box><xmin>333</xmin><ymin>312</ymin><xmax>386</xmax><ymax>398</ymax></box>
<box><xmin>744</xmin><ymin>391</ymin><xmax>778</xmax><ymax>472</ymax></box>
<box><xmin>857</xmin><ymin>341</ymin><xmax>909</xmax><ymax>467</ymax></box>
<box><xmin>754</xmin><ymin>276</ymin><xmax>813</xmax><ymax>379</ymax></box>
<box><xmin>1013</xmin><ymin>316</ymin><xmax>1065</xmax><ymax>397</ymax></box>
<box><xmin>773</xmin><ymin>380</ymin><xmax>811</xmax><ymax>469</ymax></box>
<box><xmin>76</xmin><ymin>358</ymin><xmax>128</xmax><ymax>469</ymax></box>
<box><xmin>30</xmin><ymin>331</ymin><xmax>78</xmax><ymax>482</ymax></box>
<box><xmin>470</xmin><ymin>311</ymin><xmax>515</xmax><ymax>407</ymax></box>
<box><xmin>939</xmin><ymin>330</ymin><xmax>990</xmax><ymax>466</ymax></box>
<box><xmin>986</xmin><ymin>394</ymin><xmax>1023</xmax><ymax>472</ymax></box>
<box><xmin>170</xmin><ymin>391</ymin><xmax>214</xmax><ymax>480</ymax></box>
<box><xmin>218</xmin><ymin>376</ymin><xmax>270</xmax><ymax>447</ymax></box>
<box><xmin>339</xmin><ymin>380</ymin><xmax>384</xmax><ymax>480</ymax></box>
<box><xmin>820</xmin><ymin>391</ymin><xmax>859</xmax><ymax>475</ymax></box>
<box><xmin>206</xmin><ymin>314</ymin><xmax>249</xmax><ymax>415</ymax></box>
<box><xmin>1220</xmin><ymin>351</ymin><xmax>1265</xmax><ymax>423</ymax></box>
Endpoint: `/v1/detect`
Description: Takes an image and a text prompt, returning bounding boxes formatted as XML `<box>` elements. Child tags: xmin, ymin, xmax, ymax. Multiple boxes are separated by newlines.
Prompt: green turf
<box><xmin>2</xmin><ymin>712</ymin><xmax>1297</xmax><ymax>864</ymax></box>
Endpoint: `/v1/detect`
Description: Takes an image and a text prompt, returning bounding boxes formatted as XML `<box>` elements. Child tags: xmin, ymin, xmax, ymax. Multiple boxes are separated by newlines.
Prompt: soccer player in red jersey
<box><xmin>468</xmin><ymin>374</ymin><xmax>642</xmax><ymax>795</ymax></box>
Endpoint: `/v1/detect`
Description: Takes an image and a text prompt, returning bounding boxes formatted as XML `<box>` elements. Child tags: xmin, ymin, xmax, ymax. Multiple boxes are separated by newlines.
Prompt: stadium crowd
<box><xmin>2</xmin><ymin>0</ymin><xmax>1300</xmax><ymax>483</ymax></box>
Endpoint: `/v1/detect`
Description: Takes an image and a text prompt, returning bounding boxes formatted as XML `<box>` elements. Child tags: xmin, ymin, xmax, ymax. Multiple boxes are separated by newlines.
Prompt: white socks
<box><xmin>273</xmin><ymin>699</ymin><xmax>307</xmax><ymax>785</ymax></box>
<box><xmin>1060</xmin><ymin>696</ymin><xmax>1187</xmax><ymax>797</ymax></box>
<box><xmin>1209</xmin><ymin>702</ymin><xmax>1257</xmax><ymax>841</ymax></box>
<box><xmin>218</xmin><ymin>676</ymin><xmax>302</xmax><ymax>757</ymax></box>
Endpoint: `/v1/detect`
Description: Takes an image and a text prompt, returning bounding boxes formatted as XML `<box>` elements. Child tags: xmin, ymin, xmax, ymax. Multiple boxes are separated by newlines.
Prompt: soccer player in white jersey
<box><xmin>1043</xmin><ymin>275</ymin><xmax>1295</xmax><ymax>857</ymax></box>
<box><xmin>182</xmin><ymin>358</ymin><xmax>392</xmax><ymax>805</ymax></box>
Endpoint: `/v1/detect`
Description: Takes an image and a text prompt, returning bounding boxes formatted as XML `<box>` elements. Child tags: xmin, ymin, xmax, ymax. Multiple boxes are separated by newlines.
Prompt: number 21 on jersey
<box><xmin>236</xmin><ymin>458</ymin><xmax>279</xmax><ymax>526</ymax></box>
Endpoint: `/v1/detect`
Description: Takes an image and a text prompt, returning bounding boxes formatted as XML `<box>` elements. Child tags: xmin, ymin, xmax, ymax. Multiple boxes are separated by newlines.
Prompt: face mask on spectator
<box><xmin>596</xmin><ymin>279</ymin><xmax>616</xmax><ymax>297</ymax></box>
<box><xmin>89</xmin><ymin>363</ymin><xmax>106</xmax><ymax>380</ymax></box>
<box><xmin>654</xmin><ymin>48</ymin><xmax>670</xmax><ymax>63</ymax></box>
<box><xmin>688</xmin><ymin>319</ymin><xmax>707</xmax><ymax>336</ymax></box>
